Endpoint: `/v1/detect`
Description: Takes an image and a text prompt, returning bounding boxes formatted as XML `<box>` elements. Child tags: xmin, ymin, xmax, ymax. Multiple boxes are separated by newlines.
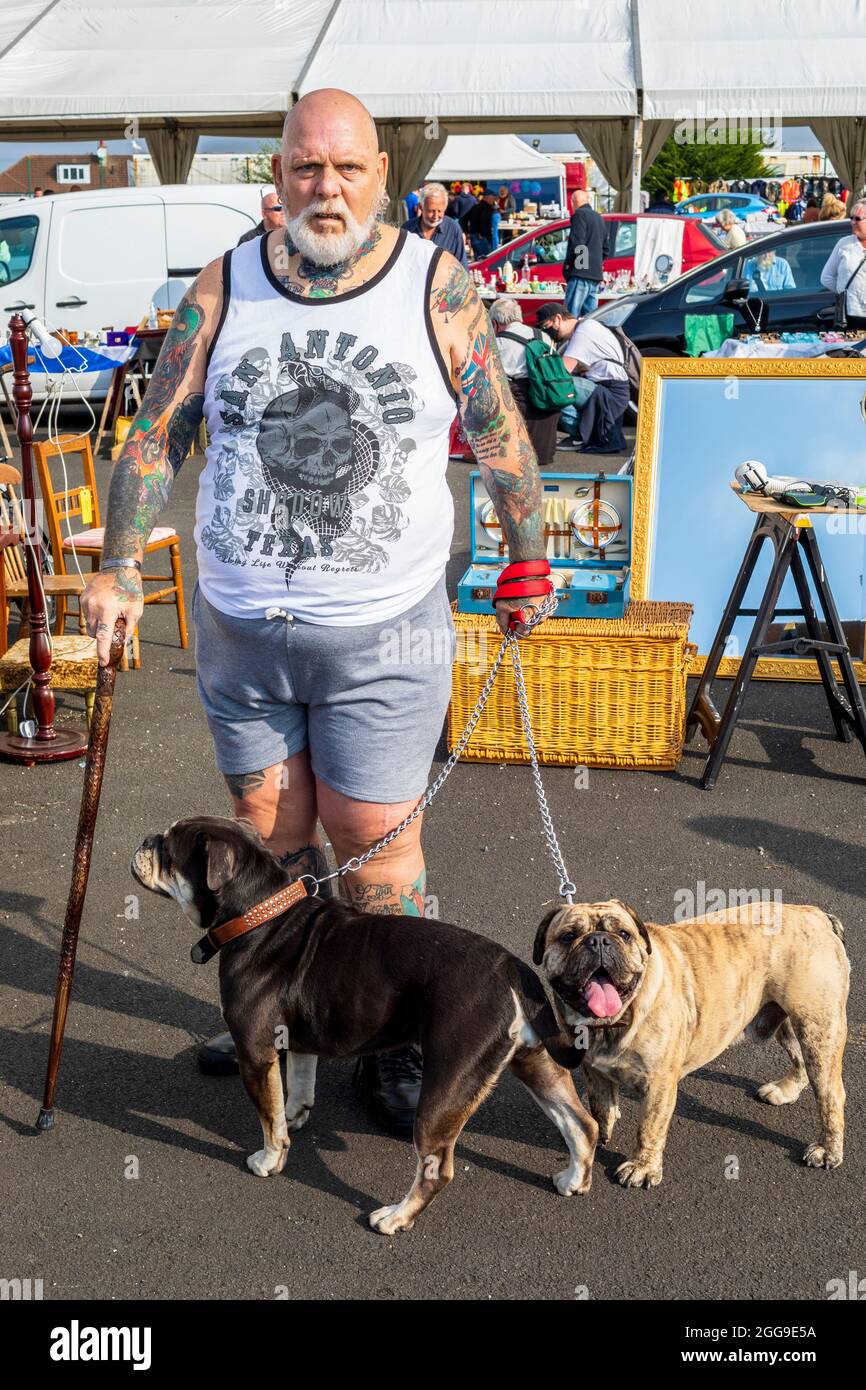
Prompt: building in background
<box><xmin>129</xmin><ymin>152</ymin><xmax>266</xmax><ymax>186</ymax></box>
<box><xmin>0</xmin><ymin>144</ymin><xmax>127</xmax><ymax>196</ymax></box>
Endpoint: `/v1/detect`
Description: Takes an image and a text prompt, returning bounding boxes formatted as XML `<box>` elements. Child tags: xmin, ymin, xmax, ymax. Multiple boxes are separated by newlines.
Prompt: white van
<box><xmin>0</xmin><ymin>184</ymin><xmax>266</xmax><ymax>398</ymax></box>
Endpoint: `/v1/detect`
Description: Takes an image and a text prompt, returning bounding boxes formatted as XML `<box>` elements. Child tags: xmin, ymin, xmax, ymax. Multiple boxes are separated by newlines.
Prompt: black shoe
<box><xmin>355</xmin><ymin>1046</ymin><xmax>422</xmax><ymax>1136</ymax></box>
<box><xmin>197</xmin><ymin>1030</ymin><xmax>239</xmax><ymax>1076</ymax></box>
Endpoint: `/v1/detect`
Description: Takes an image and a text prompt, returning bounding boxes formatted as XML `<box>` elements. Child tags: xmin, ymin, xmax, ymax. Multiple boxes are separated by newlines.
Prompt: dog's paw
<box><xmin>285</xmin><ymin>1105</ymin><xmax>311</xmax><ymax>1133</ymax></box>
<box><xmin>615</xmin><ymin>1158</ymin><xmax>663</xmax><ymax>1189</ymax></box>
<box><xmin>246</xmin><ymin>1146</ymin><xmax>288</xmax><ymax>1177</ymax></box>
<box><xmin>597</xmin><ymin>1108</ymin><xmax>621</xmax><ymax>1145</ymax></box>
<box><xmin>553</xmin><ymin>1164</ymin><xmax>592</xmax><ymax>1197</ymax></box>
<box><xmin>756</xmin><ymin>1079</ymin><xmax>804</xmax><ymax>1106</ymax></box>
<box><xmin>368</xmin><ymin>1202</ymin><xmax>414</xmax><ymax>1235</ymax></box>
<box><xmin>802</xmin><ymin>1141</ymin><xmax>843</xmax><ymax>1170</ymax></box>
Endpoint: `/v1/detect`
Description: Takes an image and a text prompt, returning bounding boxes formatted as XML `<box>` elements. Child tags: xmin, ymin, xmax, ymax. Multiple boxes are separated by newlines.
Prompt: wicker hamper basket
<box><xmin>448</xmin><ymin>601</ymin><xmax>696</xmax><ymax>770</ymax></box>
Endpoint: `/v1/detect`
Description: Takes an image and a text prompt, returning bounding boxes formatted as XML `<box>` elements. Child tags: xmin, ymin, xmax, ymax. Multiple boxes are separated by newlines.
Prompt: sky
<box><xmin>0</xmin><ymin>127</ymin><xmax>823</xmax><ymax>174</ymax></box>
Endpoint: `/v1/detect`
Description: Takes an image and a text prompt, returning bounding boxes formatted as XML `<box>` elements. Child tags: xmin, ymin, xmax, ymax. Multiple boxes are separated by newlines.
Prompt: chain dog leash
<box><xmin>297</xmin><ymin>592</ymin><xmax>576</xmax><ymax>906</ymax></box>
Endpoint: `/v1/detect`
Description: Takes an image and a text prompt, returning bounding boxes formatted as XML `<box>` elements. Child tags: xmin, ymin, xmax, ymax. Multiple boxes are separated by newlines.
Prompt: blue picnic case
<box><xmin>457</xmin><ymin>470</ymin><xmax>632</xmax><ymax>619</ymax></box>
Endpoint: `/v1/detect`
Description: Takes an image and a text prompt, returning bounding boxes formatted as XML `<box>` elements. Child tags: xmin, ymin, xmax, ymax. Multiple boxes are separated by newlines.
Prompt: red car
<box><xmin>472</xmin><ymin>213</ymin><xmax>723</xmax><ymax>318</ymax></box>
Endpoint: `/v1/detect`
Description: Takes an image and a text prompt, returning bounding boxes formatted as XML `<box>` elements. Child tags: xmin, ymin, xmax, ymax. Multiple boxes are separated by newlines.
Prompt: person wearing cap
<box><xmin>535</xmin><ymin>303</ymin><xmax>629</xmax><ymax>454</ymax></box>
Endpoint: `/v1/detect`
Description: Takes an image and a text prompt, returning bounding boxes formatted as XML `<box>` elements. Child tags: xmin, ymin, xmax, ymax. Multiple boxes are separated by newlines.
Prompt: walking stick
<box><xmin>36</xmin><ymin>617</ymin><xmax>127</xmax><ymax>1131</ymax></box>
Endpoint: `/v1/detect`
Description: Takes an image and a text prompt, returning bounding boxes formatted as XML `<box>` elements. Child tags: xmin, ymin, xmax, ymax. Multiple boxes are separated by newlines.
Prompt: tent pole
<box><xmin>630</xmin><ymin>116</ymin><xmax>643</xmax><ymax>213</ymax></box>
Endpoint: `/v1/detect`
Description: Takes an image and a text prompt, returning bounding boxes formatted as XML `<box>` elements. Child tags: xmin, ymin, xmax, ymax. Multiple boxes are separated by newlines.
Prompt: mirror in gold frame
<box><xmin>631</xmin><ymin>356</ymin><xmax>866</xmax><ymax>681</ymax></box>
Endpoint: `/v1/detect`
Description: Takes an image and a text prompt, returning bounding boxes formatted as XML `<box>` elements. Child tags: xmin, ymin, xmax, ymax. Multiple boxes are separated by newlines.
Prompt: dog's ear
<box><xmin>533</xmin><ymin>908</ymin><xmax>562</xmax><ymax>966</ymax></box>
<box><xmin>613</xmin><ymin>900</ymin><xmax>652</xmax><ymax>955</ymax></box>
<box><xmin>204</xmin><ymin>837</ymin><xmax>237</xmax><ymax>893</ymax></box>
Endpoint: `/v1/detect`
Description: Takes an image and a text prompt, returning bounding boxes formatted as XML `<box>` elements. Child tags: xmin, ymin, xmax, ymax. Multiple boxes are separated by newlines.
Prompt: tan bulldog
<box><xmin>534</xmin><ymin>899</ymin><xmax>848</xmax><ymax>1189</ymax></box>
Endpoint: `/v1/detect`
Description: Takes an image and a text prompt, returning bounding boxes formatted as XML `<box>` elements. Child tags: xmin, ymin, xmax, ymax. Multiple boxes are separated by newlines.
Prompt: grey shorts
<box><xmin>192</xmin><ymin>577</ymin><xmax>456</xmax><ymax>804</ymax></box>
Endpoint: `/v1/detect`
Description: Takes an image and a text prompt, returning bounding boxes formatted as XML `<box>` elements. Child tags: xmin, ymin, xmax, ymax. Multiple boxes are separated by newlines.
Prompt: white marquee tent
<box><xmin>0</xmin><ymin>0</ymin><xmax>865</xmax><ymax>211</ymax></box>
<box><xmin>427</xmin><ymin>134</ymin><xmax>563</xmax><ymax>190</ymax></box>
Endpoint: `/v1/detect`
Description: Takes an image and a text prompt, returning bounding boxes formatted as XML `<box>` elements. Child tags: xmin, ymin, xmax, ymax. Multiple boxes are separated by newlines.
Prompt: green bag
<box><xmin>500</xmin><ymin>329</ymin><xmax>577</xmax><ymax>411</ymax></box>
<box><xmin>684</xmin><ymin>313</ymin><xmax>735</xmax><ymax>357</ymax></box>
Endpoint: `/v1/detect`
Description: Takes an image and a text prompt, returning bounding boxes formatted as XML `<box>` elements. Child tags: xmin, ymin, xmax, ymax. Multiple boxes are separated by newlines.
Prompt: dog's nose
<box><xmin>586</xmin><ymin>933</ymin><xmax>605</xmax><ymax>954</ymax></box>
<box><xmin>131</xmin><ymin>836</ymin><xmax>157</xmax><ymax>879</ymax></box>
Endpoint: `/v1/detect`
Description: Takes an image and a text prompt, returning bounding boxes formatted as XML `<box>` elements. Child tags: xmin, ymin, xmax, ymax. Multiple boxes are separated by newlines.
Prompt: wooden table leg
<box><xmin>800</xmin><ymin>526</ymin><xmax>866</xmax><ymax>756</ymax></box>
<box><xmin>686</xmin><ymin>514</ymin><xmax>767</xmax><ymax>745</ymax></box>
<box><xmin>700</xmin><ymin>519</ymin><xmax>800</xmax><ymax>790</ymax></box>
<box><xmin>94</xmin><ymin>359</ymin><xmax>131</xmax><ymax>457</ymax></box>
<box><xmin>787</xmin><ymin>543</ymin><xmax>853</xmax><ymax>743</ymax></box>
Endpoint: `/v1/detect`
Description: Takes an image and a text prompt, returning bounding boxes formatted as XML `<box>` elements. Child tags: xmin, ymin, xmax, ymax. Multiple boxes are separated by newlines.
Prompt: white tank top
<box><xmin>196</xmin><ymin>230</ymin><xmax>458</xmax><ymax>624</ymax></box>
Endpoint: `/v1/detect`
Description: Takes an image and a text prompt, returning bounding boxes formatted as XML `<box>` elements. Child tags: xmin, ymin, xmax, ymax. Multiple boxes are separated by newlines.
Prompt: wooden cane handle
<box><xmin>107</xmin><ymin>617</ymin><xmax>127</xmax><ymax>670</ymax></box>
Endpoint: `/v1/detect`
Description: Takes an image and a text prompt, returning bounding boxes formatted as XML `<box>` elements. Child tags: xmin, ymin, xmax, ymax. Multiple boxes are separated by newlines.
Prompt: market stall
<box><xmin>425</xmin><ymin>134</ymin><xmax>566</xmax><ymax>216</ymax></box>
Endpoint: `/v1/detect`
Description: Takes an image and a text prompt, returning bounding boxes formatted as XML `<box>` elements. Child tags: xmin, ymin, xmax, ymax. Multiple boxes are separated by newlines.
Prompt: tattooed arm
<box><xmin>81</xmin><ymin>258</ymin><xmax>223</xmax><ymax>664</ymax></box>
<box><xmin>428</xmin><ymin>253</ymin><xmax>546</xmax><ymax>635</ymax></box>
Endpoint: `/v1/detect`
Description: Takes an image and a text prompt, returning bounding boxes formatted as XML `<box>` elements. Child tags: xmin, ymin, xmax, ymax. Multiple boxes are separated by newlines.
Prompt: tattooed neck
<box><xmin>279</xmin><ymin>225</ymin><xmax>383</xmax><ymax>297</ymax></box>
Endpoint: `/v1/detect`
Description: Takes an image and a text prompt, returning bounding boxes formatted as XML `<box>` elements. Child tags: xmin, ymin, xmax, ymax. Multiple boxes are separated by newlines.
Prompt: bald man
<box><xmin>237</xmin><ymin>187</ymin><xmax>286</xmax><ymax>244</ymax></box>
<box><xmin>563</xmin><ymin>189</ymin><xmax>608</xmax><ymax>319</ymax></box>
<box><xmin>82</xmin><ymin>88</ymin><xmax>547</xmax><ymax>1134</ymax></box>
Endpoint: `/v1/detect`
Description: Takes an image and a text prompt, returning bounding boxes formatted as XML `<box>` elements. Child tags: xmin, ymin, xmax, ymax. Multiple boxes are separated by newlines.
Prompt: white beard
<box><xmin>286</xmin><ymin>198</ymin><xmax>382</xmax><ymax>267</ymax></box>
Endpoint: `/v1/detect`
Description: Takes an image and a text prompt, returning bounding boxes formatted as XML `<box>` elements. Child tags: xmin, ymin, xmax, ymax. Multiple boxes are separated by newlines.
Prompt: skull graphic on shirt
<box><xmin>255</xmin><ymin>359</ymin><xmax>380</xmax><ymax>576</ymax></box>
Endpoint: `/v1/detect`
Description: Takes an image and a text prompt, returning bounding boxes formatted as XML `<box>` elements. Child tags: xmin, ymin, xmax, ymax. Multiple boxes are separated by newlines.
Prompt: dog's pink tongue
<box><xmin>584</xmin><ymin>977</ymin><xmax>623</xmax><ymax>1018</ymax></box>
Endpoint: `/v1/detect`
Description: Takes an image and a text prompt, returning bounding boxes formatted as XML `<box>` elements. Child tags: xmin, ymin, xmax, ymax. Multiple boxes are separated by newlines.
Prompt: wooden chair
<box><xmin>32</xmin><ymin>433</ymin><xmax>188</xmax><ymax>671</ymax></box>
<box><xmin>1</xmin><ymin>464</ymin><xmax>87</xmax><ymax>642</ymax></box>
<box><xmin>0</xmin><ymin>526</ymin><xmax>97</xmax><ymax>733</ymax></box>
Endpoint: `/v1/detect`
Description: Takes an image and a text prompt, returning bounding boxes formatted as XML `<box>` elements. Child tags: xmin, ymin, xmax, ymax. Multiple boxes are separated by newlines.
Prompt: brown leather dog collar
<box><xmin>191</xmin><ymin>880</ymin><xmax>308</xmax><ymax>965</ymax></box>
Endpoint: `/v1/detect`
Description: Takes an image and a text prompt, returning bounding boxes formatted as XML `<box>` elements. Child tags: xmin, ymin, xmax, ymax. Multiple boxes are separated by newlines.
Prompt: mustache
<box><xmin>300</xmin><ymin>199</ymin><xmax>350</xmax><ymax>222</ymax></box>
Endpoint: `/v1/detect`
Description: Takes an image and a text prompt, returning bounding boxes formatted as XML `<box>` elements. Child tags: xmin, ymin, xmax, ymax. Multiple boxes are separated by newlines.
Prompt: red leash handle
<box><xmin>494</xmin><ymin>579</ymin><xmax>553</xmax><ymax>600</ymax></box>
<box><xmin>496</xmin><ymin>559</ymin><xmax>551</xmax><ymax>581</ymax></box>
<box><xmin>493</xmin><ymin>558</ymin><xmax>553</xmax><ymax>629</ymax></box>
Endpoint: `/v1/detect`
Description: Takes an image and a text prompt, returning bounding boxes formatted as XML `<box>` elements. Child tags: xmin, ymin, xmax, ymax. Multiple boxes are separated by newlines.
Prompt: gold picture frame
<box><xmin>631</xmin><ymin>356</ymin><xmax>866</xmax><ymax>682</ymax></box>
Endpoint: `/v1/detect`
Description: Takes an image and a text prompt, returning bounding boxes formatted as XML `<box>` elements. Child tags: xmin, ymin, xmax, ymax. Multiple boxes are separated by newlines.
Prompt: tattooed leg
<box><xmin>224</xmin><ymin>749</ymin><xmax>320</xmax><ymax>860</ymax></box>
<box><xmin>316</xmin><ymin>783</ymin><xmax>428</xmax><ymax>917</ymax></box>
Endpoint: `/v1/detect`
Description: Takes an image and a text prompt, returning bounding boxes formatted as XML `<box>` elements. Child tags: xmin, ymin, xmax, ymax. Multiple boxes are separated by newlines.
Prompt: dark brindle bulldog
<box><xmin>535</xmin><ymin>899</ymin><xmax>848</xmax><ymax>1190</ymax></box>
<box><xmin>131</xmin><ymin>816</ymin><xmax>598</xmax><ymax>1234</ymax></box>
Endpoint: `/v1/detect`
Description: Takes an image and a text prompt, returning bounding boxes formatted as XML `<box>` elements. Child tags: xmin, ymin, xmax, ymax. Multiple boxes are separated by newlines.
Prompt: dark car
<box><xmin>585</xmin><ymin>220</ymin><xmax>855</xmax><ymax>355</ymax></box>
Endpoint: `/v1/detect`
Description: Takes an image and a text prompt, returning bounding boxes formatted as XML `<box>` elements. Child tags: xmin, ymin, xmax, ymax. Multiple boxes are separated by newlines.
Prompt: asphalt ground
<box><xmin>1</xmin><ymin>416</ymin><xmax>864</xmax><ymax>1303</ymax></box>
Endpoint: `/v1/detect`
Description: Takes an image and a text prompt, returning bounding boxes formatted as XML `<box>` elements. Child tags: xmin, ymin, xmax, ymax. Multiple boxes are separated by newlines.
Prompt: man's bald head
<box><xmin>282</xmin><ymin>88</ymin><xmax>379</xmax><ymax>155</ymax></box>
<box><xmin>273</xmin><ymin>88</ymin><xmax>388</xmax><ymax>266</ymax></box>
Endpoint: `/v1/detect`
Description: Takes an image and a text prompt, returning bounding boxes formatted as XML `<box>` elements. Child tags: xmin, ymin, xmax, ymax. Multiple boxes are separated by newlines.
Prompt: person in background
<box><xmin>447</xmin><ymin>180</ymin><xmax>476</xmax><ymax>222</ymax></box>
<box><xmin>33</xmin><ymin>186</ymin><xmax>44</xmax><ymax>197</ymax></box>
<box><xmin>401</xmin><ymin>181</ymin><xmax>468</xmax><ymax>266</ymax></box>
<box><xmin>236</xmin><ymin>187</ymin><xmax>285</xmax><ymax>244</ymax></box>
<box><xmin>716</xmin><ymin>208</ymin><xmax>747</xmax><ymax>249</ymax></box>
<box><xmin>462</xmin><ymin>190</ymin><xmax>499</xmax><ymax>257</ymax></box>
<box><xmin>563</xmin><ymin>189</ymin><xmax>607</xmax><ymax>318</ymax></box>
<box><xmin>785</xmin><ymin>194</ymin><xmax>807</xmax><ymax>224</ymax></box>
<box><xmin>404</xmin><ymin>187</ymin><xmax>420</xmax><ymax>220</ymax></box>
<box><xmin>802</xmin><ymin>196</ymin><xmax>820</xmax><ymax>224</ymax></box>
<box><xmin>648</xmin><ymin>191</ymin><xmax>676</xmax><ymax>213</ymax></box>
<box><xmin>819</xmin><ymin>193</ymin><xmax>847</xmax><ymax>222</ymax></box>
<box><xmin>488</xmin><ymin>297</ymin><xmax>558</xmax><ymax>467</ymax></box>
<box><xmin>746</xmin><ymin>248</ymin><xmax>796</xmax><ymax>293</ymax></box>
<box><xmin>498</xmin><ymin>184</ymin><xmax>516</xmax><ymax>216</ymax></box>
<box><xmin>536</xmin><ymin>303</ymin><xmax>629</xmax><ymax>454</ymax></box>
<box><xmin>820</xmin><ymin>199</ymin><xmax>866</xmax><ymax>330</ymax></box>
